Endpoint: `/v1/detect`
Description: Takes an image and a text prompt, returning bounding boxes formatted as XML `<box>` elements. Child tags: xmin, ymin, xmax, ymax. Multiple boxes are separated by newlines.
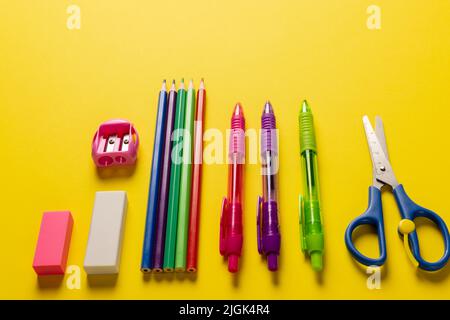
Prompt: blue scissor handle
<box><xmin>393</xmin><ymin>184</ymin><xmax>450</xmax><ymax>271</ymax></box>
<box><xmin>345</xmin><ymin>186</ymin><xmax>387</xmax><ymax>266</ymax></box>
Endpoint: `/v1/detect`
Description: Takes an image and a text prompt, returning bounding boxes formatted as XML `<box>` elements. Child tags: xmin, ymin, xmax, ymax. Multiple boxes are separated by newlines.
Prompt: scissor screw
<box><xmin>108</xmin><ymin>139</ymin><xmax>115</xmax><ymax>144</ymax></box>
<box><xmin>123</xmin><ymin>139</ymin><xmax>129</xmax><ymax>144</ymax></box>
<box><xmin>380</xmin><ymin>166</ymin><xmax>386</xmax><ymax>172</ymax></box>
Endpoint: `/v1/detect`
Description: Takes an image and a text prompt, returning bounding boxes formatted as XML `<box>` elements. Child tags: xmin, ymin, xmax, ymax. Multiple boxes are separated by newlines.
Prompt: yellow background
<box><xmin>1</xmin><ymin>1</ymin><xmax>449</xmax><ymax>299</ymax></box>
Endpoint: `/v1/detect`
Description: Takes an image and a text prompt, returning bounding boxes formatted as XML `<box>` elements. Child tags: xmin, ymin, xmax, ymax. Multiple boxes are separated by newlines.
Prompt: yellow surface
<box><xmin>1</xmin><ymin>1</ymin><xmax>449</xmax><ymax>299</ymax></box>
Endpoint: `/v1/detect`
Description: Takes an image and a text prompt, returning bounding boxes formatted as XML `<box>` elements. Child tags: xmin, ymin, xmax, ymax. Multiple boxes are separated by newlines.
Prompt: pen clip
<box><xmin>299</xmin><ymin>194</ymin><xmax>307</xmax><ymax>252</ymax></box>
<box><xmin>220</xmin><ymin>197</ymin><xmax>228</xmax><ymax>256</ymax></box>
<box><xmin>257</xmin><ymin>196</ymin><xmax>263</xmax><ymax>254</ymax></box>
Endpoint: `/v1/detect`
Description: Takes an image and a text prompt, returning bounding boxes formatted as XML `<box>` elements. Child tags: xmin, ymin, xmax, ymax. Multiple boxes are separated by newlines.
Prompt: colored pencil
<box><xmin>152</xmin><ymin>80</ymin><xmax>177</xmax><ymax>272</ymax></box>
<box><xmin>163</xmin><ymin>80</ymin><xmax>187</xmax><ymax>272</ymax></box>
<box><xmin>141</xmin><ymin>80</ymin><xmax>168</xmax><ymax>273</ymax></box>
<box><xmin>175</xmin><ymin>79</ymin><xmax>195</xmax><ymax>272</ymax></box>
<box><xmin>186</xmin><ymin>79</ymin><xmax>205</xmax><ymax>272</ymax></box>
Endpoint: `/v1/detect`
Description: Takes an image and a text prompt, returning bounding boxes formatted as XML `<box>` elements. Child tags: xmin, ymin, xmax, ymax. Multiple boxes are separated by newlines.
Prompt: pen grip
<box><xmin>261</xmin><ymin>130</ymin><xmax>276</xmax><ymax>155</ymax></box>
<box><xmin>299</xmin><ymin>110</ymin><xmax>316</xmax><ymax>154</ymax></box>
<box><xmin>229</xmin><ymin>128</ymin><xmax>245</xmax><ymax>160</ymax></box>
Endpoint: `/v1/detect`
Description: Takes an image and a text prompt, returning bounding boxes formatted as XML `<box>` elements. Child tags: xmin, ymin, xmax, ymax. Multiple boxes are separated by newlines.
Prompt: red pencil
<box><xmin>186</xmin><ymin>79</ymin><xmax>205</xmax><ymax>272</ymax></box>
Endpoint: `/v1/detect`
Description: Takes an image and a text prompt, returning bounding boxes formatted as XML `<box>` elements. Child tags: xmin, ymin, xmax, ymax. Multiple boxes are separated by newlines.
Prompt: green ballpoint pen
<box><xmin>175</xmin><ymin>79</ymin><xmax>195</xmax><ymax>272</ymax></box>
<box><xmin>299</xmin><ymin>100</ymin><xmax>324</xmax><ymax>271</ymax></box>
<box><xmin>163</xmin><ymin>79</ymin><xmax>186</xmax><ymax>272</ymax></box>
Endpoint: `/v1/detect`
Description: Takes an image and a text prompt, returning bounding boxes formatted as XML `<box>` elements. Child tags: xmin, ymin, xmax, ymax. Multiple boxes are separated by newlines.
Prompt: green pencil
<box><xmin>163</xmin><ymin>79</ymin><xmax>186</xmax><ymax>272</ymax></box>
<box><xmin>175</xmin><ymin>79</ymin><xmax>195</xmax><ymax>272</ymax></box>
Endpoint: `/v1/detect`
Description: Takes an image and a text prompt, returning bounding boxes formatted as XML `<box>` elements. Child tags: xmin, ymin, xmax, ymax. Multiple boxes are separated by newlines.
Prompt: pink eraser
<box><xmin>32</xmin><ymin>211</ymin><xmax>73</xmax><ymax>275</ymax></box>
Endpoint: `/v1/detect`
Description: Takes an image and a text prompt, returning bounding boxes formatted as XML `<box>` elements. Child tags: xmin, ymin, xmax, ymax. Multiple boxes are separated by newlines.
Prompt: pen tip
<box><xmin>301</xmin><ymin>100</ymin><xmax>310</xmax><ymax>112</ymax></box>
<box><xmin>233</xmin><ymin>103</ymin><xmax>244</xmax><ymax>116</ymax></box>
<box><xmin>263</xmin><ymin>101</ymin><xmax>273</xmax><ymax>114</ymax></box>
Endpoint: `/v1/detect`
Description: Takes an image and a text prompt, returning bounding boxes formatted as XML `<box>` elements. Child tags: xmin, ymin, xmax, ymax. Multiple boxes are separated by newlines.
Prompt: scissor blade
<box><xmin>362</xmin><ymin>116</ymin><xmax>398</xmax><ymax>188</ymax></box>
<box><xmin>363</xmin><ymin>116</ymin><xmax>385</xmax><ymax>169</ymax></box>
<box><xmin>375</xmin><ymin>116</ymin><xmax>389</xmax><ymax>161</ymax></box>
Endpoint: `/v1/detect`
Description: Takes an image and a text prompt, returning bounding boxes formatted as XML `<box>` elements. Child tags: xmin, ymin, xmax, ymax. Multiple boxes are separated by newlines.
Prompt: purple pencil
<box><xmin>153</xmin><ymin>80</ymin><xmax>177</xmax><ymax>272</ymax></box>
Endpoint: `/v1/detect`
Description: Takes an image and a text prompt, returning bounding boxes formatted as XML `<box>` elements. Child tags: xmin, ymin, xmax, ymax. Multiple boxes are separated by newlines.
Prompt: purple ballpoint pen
<box><xmin>257</xmin><ymin>101</ymin><xmax>281</xmax><ymax>271</ymax></box>
<box><xmin>152</xmin><ymin>80</ymin><xmax>177</xmax><ymax>272</ymax></box>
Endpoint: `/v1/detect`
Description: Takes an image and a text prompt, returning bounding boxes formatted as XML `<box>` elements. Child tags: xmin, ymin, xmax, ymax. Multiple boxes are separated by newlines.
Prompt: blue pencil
<box><xmin>141</xmin><ymin>80</ymin><xmax>168</xmax><ymax>273</ymax></box>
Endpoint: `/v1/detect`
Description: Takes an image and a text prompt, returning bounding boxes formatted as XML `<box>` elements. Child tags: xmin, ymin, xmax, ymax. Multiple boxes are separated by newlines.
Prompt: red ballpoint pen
<box><xmin>220</xmin><ymin>103</ymin><xmax>245</xmax><ymax>273</ymax></box>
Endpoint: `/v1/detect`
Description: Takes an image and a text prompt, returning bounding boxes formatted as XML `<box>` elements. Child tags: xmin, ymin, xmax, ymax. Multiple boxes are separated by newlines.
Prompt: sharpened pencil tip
<box><xmin>189</xmin><ymin>79</ymin><xmax>194</xmax><ymax>89</ymax></box>
<box><xmin>161</xmin><ymin>80</ymin><xmax>167</xmax><ymax>91</ymax></box>
<box><xmin>199</xmin><ymin>78</ymin><xmax>205</xmax><ymax>90</ymax></box>
<box><xmin>170</xmin><ymin>80</ymin><xmax>176</xmax><ymax>90</ymax></box>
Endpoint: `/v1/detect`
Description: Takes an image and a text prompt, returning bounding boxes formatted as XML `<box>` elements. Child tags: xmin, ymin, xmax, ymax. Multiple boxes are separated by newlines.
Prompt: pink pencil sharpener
<box><xmin>92</xmin><ymin>119</ymin><xmax>139</xmax><ymax>167</ymax></box>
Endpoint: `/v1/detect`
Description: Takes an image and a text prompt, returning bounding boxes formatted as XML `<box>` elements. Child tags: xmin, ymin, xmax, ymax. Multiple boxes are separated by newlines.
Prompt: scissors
<box><xmin>345</xmin><ymin>116</ymin><xmax>450</xmax><ymax>271</ymax></box>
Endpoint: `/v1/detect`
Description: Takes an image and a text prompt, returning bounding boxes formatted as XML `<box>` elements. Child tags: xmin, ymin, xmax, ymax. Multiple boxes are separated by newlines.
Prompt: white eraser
<box><xmin>84</xmin><ymin>191</ymin><xmax>128</xmax><ymax>275</ymax></box>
